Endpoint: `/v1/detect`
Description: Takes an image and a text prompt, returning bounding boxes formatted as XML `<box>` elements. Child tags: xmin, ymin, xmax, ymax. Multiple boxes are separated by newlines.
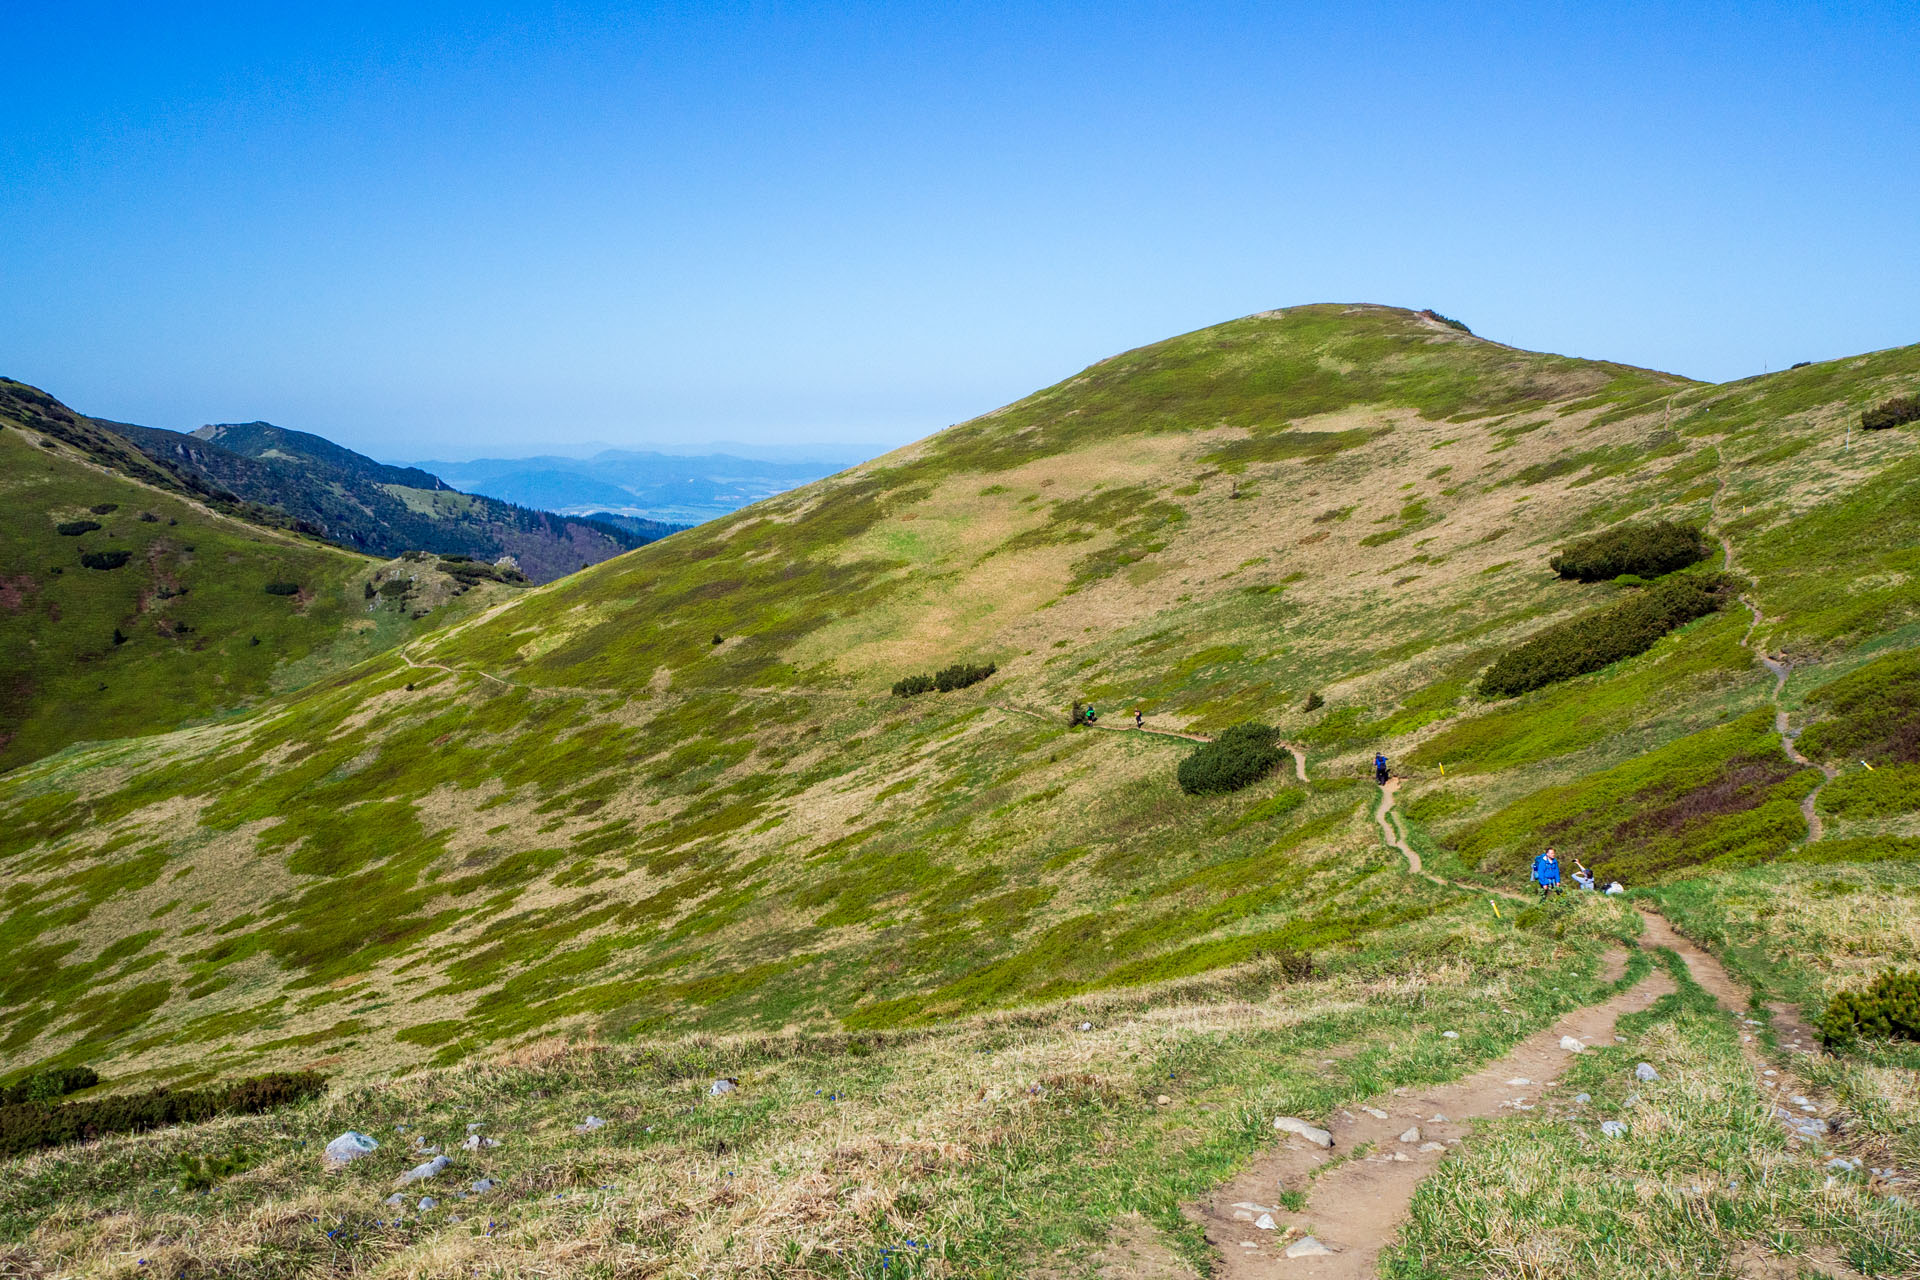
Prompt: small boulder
<box><xmin>1156</xmin><ymin>1094</ymin><xmax>1172</xmax><ymax>1106</ymax></box>
<box><xmin>1273</xmin><ymin>1116</ymin><xmax>1333</xmax><ymax>1148</ymax></box>
<box><xmin>1635</xmin><ymin>1062</ymin><xmax>1660</xmax><ymax>1082</ymax></box>
<box><xmin>1254</xmin><ymin>1213</ymin><xmax>1276</xmax><ymax>1230</ymax></box>
<box><xmin>323</xmin><ymin>1131</ymin><xmax>380</xmax><ymax>1168</ymax></box>
<box><xmin>1360</xmin><ymin>1106</ymin><xmax>1389</xmax><ymax>1119</ymax></box>
<box><xmin>1079</xmin><ymin>1021</ymin><xmax>1093</xmax><ymax>1031</ymax></box>
<box><xmin>1559</xmin><ymin>1036</ymin><xmax>1585</xmax><ymax>1053</ymax></box>
<box><xmin>1574</xmin><ymin>1093</ymin><xmax>1592</xmax><ymax>1104</ymax></box>
<box><xmin>1419</xmin><ymin>1141</ymin><xmax>1445</xmax><ymax>1152</ymax></box>
<box><xmin>709</xmin><ymin>1078</ymin><xmax>739</xmax><ymax>1097</ymax></box>
<box><xmin>397</xmin><ymin>1155</ymin><xmax>452</xmax><ymax>1185</ymax></box>
<box><xmin>1599</xmin><ymin>1120</ymin><xmax>1627</xmax><ymax>1138</ymax></box>
<box><xmin>574</xmin><ymin>1117</ymin><xmax>606</xmax><ymax>1133</ymax></box>
<box><xmin>418</xmin><ymin>1196</ymin><xmax>438</xmax><ymax>1211</ymax></box>
<box><xmin>471</xmin><ymin>1178</ymin><xmax>497</xmax><ymax>1193</ymax></box>
<box><xmin>1441</xmin><ymin>1030</ymin><xmax>1459</xmax><ymax>1040</ymax></box>
<box><xmin>1285</xmin><ymin>1235</ymin><xmax>1335</xmax><ymax>1258</ymax></box>
<box><xmin>462</xmin><ymin>1133</ymin><xmax>498</xmax><ymax>1150</ymax></box>
<box><xmin>1398</xmin><ymin>1127</ymin><xmax>1421</xmax><ymax>1144</ymax></box>
<box><xmin>383</xmin><ymin>1193</ymin><xmax>406</xmax><ymax>1207</ymax></box>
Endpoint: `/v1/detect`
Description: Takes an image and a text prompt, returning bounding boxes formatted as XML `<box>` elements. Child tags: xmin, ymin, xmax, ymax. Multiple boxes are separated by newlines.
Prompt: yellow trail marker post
<box><xmin>1490</xmin><ymin>899</ymin><xmax>1501</xmax><ymax>919</ymax></box>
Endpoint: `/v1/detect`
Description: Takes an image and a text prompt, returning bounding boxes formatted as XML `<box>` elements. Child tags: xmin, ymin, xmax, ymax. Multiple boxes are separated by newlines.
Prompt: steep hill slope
<box><xmin>2</xmin><ymin>303</ymin><xmax>1916</xmax><ymax>1092</ymax></box>
<box><xmin>0</xmin><ymin>393</ymin><xmax>529</xmax><ymax>772</ymax></box>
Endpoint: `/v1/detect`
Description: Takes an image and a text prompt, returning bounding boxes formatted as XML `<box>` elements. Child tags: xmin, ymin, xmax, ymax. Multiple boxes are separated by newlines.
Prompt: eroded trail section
<box><xmin>1193</xmin><ymin>957</ymin><xmax>1673</xmax><ymax>1278</ymax></box>
<box><xmin>1371</xmin><ymin>778</ymin><xmax>1425</xmax><ymax>877</ymax></box>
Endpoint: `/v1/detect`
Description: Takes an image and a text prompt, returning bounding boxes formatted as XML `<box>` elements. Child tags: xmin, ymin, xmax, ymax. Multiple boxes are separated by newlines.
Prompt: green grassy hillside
<box><xmin>0</xmin><ymin>408</ymin><xmax>523</xmax><ymax>772</ymax></box>
<box><xmin>4</xmin><ymin>303</ymin><xmax>1919</xmax><ymax>1276</ymax></box>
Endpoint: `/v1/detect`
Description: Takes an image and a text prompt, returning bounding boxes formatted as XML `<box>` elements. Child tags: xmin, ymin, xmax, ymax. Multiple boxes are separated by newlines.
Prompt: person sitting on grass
<box><xmin>1532</xmin><ymin>846</ymin><xmax>1563</xmax><ymax>900</ymax></box>
<box><xmin>1572</xmin><ymin>860</ymin><xmax>1597</xmax><ymax>891</ymax></box>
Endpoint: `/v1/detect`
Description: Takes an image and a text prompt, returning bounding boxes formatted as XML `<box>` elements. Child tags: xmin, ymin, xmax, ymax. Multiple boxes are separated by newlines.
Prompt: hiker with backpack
<box><xmin>1374</xmin><ymin>753</ymin><xmax>1389</xmax><ymax>785</ymax></box>
<box><xmin>1532</xmin><ymin>846</ymin><xmax>1563</xmax><ymax>899</ymax></box>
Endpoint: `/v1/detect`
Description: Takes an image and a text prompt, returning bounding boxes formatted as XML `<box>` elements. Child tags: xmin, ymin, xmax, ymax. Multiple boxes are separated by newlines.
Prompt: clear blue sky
<box><xmin>4</xmin><ymin>1</ymin><xmax>1917</xmax><ymax>459</ymax></box>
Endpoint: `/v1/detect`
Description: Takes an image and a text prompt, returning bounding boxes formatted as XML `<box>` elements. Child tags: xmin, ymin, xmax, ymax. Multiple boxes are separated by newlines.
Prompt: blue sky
<box><xmin>3</xmin><ymin>1</ymin><xmax>1917</xmax><ymax>459</ymax></box>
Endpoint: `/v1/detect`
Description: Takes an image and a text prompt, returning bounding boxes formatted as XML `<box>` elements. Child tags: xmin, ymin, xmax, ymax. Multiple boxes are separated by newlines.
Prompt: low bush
<box><xmin>1817</xmin><ymin>969</ymin><xmax>1920</xmax><ymax>1049</ymax></box>
<box><xmin>1419</xmin><ymin>309</ymin><xmax>1472</xmax><ymax>334</ymax></box>
<box><xmin>1302</xmin><ymin>691</ymin><xmax>1324</xmax><ymax>712</ymax></box>
<box><xmin>263</xmin><ymin>581</ymin><xmax>301</xmax><ymax>596</ymax></box>
<box><xmin>0</xmin><ymin>1071</ymin><xmax>326</xmax><ymax>1158</ymax></box>
<box><xmin>1479</xmin><ymin>572</ymin><xmax>1730</xmax><ymax>698</ymax></box>
<box><xmin>178</xmin><ymin>1147</ymin><xmax>256</xmax><ymax>1193</ymax></box>
<box><xmin>89</xmin><ymin>502</ymin><xmax>119</xmax><ymax>515</ymax></box>
<box><xmin>893</xmin><ymin>661</ymin><xmax>996</xmax><ymax>697</ymax></box>
<box><xmin>0</xmin><ymin>1065</ymin><xmax>98</xmax><ymax>1106</ymax></box>
<box><xmin>934</xmin><ymin>661</ymin><xmax>996</xmax><ymax>692</ymax></box>
<box><xmin>1548</xmin><ymin>520</ymin><xmax>1709</xmax><ymax>582</ymax></box>
<box><xmin>1178</xmin><ymin>722</ymin><xmax>1284</xmax><ymax>795</ymax></box>
<box><xmin>55</xmin><ymin>520</ymin><xmax>100</xmax><ymax>536</ymax></box>
<box><xmin>1862</xmin><ymin>395</ymin><xmax>1920</xmax><ymax>431</ymax></box>
<box><xmin>80</xmin><ymin>550</ymin><xmax>132</xmax><ymax>570</ymax></box>
<box><xmin>1797</xmin><ymin>650</ymin><xmax>1920</xmax><ymax>765</ymax></box>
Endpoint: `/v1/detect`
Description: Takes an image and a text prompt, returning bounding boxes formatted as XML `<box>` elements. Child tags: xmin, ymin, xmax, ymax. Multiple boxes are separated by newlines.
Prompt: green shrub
<box><xmin>79</xmin><ymin>550</ymin><xmax>132</xmax><ymax>570</ymax></box>
<box><xmin>89</xmin><ymin>502</ymin><xmax>119</xmax><ymax>515</ymax></box>
<box><xmin>1178</xmin><ymin>722</ymin><xmax>1284</xmax><ymax>795</ymax></box>
<box><xmin>1817</xmin><ymin>969</ymin><xmax>1920</xmax><ymax>1048</ymax></box>
<box><xmin>1302</xmin><ymin>691</ymin><xmax>1324</xmax><ymax>712</ymax></box>
<box><xmin>0</xmin><ymin>1071</ymin><xmax>326</xmax><ymax>1158</ymax></box>
<box><xmin>178</xmin><ymin>1147</ymin><xmax>256</xmax><ymax>1193</ymax></box>
<box><xmin>934</xmin><ymin>661</ymin><xmax>996</xmax><ymax>692</ymax></box>
<box><xmin>263</xmin><ymin>580</ymin><xmax>302</xmax><ymax>596</ymax></box>
<box><xmin>55</xmin><ymin>520</ymin><xmax>100</xmax><ymax>536</ymax></box>
<box><xmin>1862</xmin><ymin>395</ymin><xmax>1920</xmax><ymax>431</ymax></box>
<box><xmin>1797</xmin><ymin>650</ymin><xmax>1920</xmax><ymax>765</ymax></box>
<box><xmin>1818</xmin><ymin>763</ymin><xmax>1920</xmax><ymax>820</ymax></box>
<box><xmin>0</xmin><ymin>1065</ymin><xmax>98</xmax><ymax>1106</ymax></box>
<box><xmin>1419</xmin><ymin>309</ymin><xmax>1472</xmax><ymax>334</ymax></box>
<box><xmin>1548</xmin><ymin>520</ymin><xmax>1709</xmax><ymax>582</ymax></box>
<box><xmin>1479</xmin><ymin>572</ymin><xmax>1730</xmax><ymax>698</ymax></box>
<box><xmin>892</xmin><ymin>673</ymin><xmax>936</xmax><ymax>697</ymax></box>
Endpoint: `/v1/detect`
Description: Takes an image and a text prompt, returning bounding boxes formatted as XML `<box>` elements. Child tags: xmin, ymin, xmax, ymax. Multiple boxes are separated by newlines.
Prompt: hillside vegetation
<box><xmin>3</xmin><ymin>304</ymin><xmax>1919</xmax><ymax>1276</ymax></box>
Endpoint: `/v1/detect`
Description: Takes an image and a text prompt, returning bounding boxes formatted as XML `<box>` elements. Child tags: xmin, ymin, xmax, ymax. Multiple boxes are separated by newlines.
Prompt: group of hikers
<box><xmin>1373</xmin><ymin>753</ymin><xmax>1624</xmax><ymax>900</ymax></box>
<box><xmin>1071</xmin><ymin>703</ymin><xmax>1145</xmax><ymax>729</ymax></box>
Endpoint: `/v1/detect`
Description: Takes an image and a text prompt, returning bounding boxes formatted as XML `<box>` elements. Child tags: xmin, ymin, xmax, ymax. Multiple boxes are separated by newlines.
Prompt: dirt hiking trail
<box><xmin>1192</xmin><ymin>951</ymin><xmax>1671</xmax><ymax>1277</ymax></box>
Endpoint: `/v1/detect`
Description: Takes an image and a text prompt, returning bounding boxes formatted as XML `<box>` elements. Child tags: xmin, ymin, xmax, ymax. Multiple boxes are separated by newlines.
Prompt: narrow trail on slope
<box><xmin>1193</xmin><ymin>955</ymin><xmax>1674</xmax><ymax>1278</ymax></box>
<box><xmin>1709</xmin><ymin>465</ymin><xmax>1837</xmax><ymax>839</ymax></box>
<box><xmin>1371</xmin><ymin>778</ymin><xmax>1427</xmax><ymax>879</ymax></box>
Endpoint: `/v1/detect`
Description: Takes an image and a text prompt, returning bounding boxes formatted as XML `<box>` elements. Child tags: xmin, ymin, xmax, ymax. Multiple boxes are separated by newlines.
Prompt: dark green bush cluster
<box><xmin>892</xmin><ymin>661</ymin><xmax>996</xmax><ymax>697</ymax></box>
<box><xmin>55</xmin><ymin>519</ymin><xmax>101</xmax><ymax>536</ymax></box>
<box><xmin>263</xmin><ymin>580</ymin><xmax>302</xmax><ymax>596</ymax></box>
<box><xmin>80</xmin><ymin>549</ymin><xmax>132</xmax><ymax>570</ymax></box>
<box><xmin>437</xmin><ymin>557</ymin><xmax>527</xmax><ymax>585</ymax></box>
<box><xmin>1798</xmin><ymin>650</ymin><xmax>1920</xmax><ymax>765</ymax></box>
<box><xmin>1479</xmin><ymin>572</ymin><xmax>1730</xmax><ymax>698</ymax></box>
<box><xmin>1817</xmin><ymin>969</ymin><xmax>1920</xmax><ymax>1049</ymax></box>
<box><xmin>0</xmin><ymin>1065</ymin><xmax>98</xmax><ymax>1105</ymax></box>
<box><xmin>1178</xmin><ymin>721</ymin><xmax>1285</xmax><ymax>795</ymax></box>
<box><xmin>1419</xmin><ymin>309</ymin><xmax>1472</xmax><ymax>334</ymax></box>
<box><xmin>178</xmin><ymin>1146</ymin><xmax>257</xmax><ymax>1192</ymax></box>
<box><xmin>0</xmin><ymin>1070</ymin><xmax>326</xmax><ymax>1158</ymax></box>
<box><xmin>89</xmin><ymin>502</ymin><xmax>119</xmax><ymax>515</ymax></box>
<box><xmin>1862</xmin><ymin>395</ymin><xmax>1920</xmax><ymax>431</ymax></box>
<box><xmin>1549</xmin><ymin>520</ymin><xmax>1709</xmax><ymax>582</ymax></box>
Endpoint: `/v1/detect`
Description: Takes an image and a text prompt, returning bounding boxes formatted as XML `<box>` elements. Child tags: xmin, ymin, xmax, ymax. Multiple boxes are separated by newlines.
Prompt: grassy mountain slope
<box><xmin>3</xmin><ymin>303</ymin><xmax>1917</xmax><ymax>1078</ymax></box>
<box><xmin>0</xmin><ymin>404</ymin><xmax>526</xmax><ymax>772</ymax></box>
<box><xmin>4</xmin><ymin>304</ymin><xmax>1920</xmax><ymax>1276</ymax></box>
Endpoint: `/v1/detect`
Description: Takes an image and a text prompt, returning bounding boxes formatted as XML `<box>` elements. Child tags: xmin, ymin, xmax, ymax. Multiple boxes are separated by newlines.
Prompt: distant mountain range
<box><xmin>414</xmin><ymin>449</ymin><xmax>855</xmax><ymax>524</ymax></box>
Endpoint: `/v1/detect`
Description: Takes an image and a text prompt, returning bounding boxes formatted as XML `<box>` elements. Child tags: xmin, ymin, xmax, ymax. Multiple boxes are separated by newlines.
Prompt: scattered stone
<box><xmin>384</xmin><ymin>1193</ymin><xmax>406</xmax><ymax>1207</ymax></box>
<box><xmin>1273</xmin><ymin>1117</ymin><xmax>1333</xmax><ymax>1148</ymax></box>
<box><xmin>1506</xmin><ymin>1077</ymin><xmax>1531</xmax><ymax>1086</ymax></box>
<box><xmin>1442</xmin><ymin>1031</ymin><xmax>1459</xmax><ymax>1040</ymax></box>
<box><xmin>1254</xmin><ymin>1213</ymin><xmax>1276</xmax><ymax>1231</ymax></box>
<box><xmin>462</xmin><ymin>1133</ymin><xmax>498</xmax><ymax>1150</ymax></box>
<box><xmin>1624</xmin><ymin>1093</ymin><xmax>1640</xmax><ymax>1107</ymax></box>
<box><xmin>1285</xmin><ymin>1236</ymin><xmax>1335</xmax><ymax>1258</ymax></box>
<box><xmin>1390</xmin><ymin>1150</ymin><xmax>1410</xmax><ymax>1162</ymax></box>
<box><xmin>1635</xmin><ymin>1062</ymin><xmax>1660</xmax><ymax>1082</ymax></box>
<box><xmin>1419</xmin><ymin>1141</ymin><xmax>1445</xmax><ymax>1152</ymax></box>
<box><xmin>1156</xmin><ymin>1094</ymin><xmax>1172</xmax><ymax>1106</ymax></box>
<box><xmin>323</xmin><ymin>1131</ymin><xmax>380</xmax><ymax>1168</ymax></box>
<box><xmin>574</xmin><ymin>1117</ymin><xmax>606</xmax><ymax>1133</ymax></box>
<box><xmin>1791</xmin><ymin>1095</ymin><xmax>1811</xmax><ymax>1107</ymax></box>
<box><xmin>1079</xmin><ymin>1021</ymin><xmax>1092</xmax><ymax>1031</ymax></box>
<box><xmin>1599</xmin><ymin>1120</ymin><xmax>1627</xmax><ymax>1138</ymax></box>
<box><xmin>1361</xmin><ymin>1106</ymin><xmax>1389</xmax><ymax>1119</ymax></box>
<box><xmin>397</xmin><ymin>1155</ymin><xmax>452</xmax><ymax>1185</ymax></box>
<box><xmin>1232</xmin><ymin>1209</ymin><xmax>1254</xmax><ymax>1222</ymax></box>
<box><xmin>1430</xmin><ymin>1113</ymin><xmax>1448</xmax><ymax>1123</ymax></box>
<box><xmin>709</xmin><ymin>1078</ymin><xmax>739</xmax><ymax>1097</ymax></box>
<box><xmin>1559</xmin><ymin>1036</ymin><xmax>1585</xmax><ymax>1053</ymax></box>
<box><xmin>1828</xmin><ymin>1158</ymin><xmax>1859</xmax><ymax>1173</ymax></box>
<box><xmin>466</xmin><ymin>1123</ymin><xmax>484</xmax><ymax>1134</ymax></box>
<box><xmin>417</xmin><ymin>1196</ymin><xmax>437</xmax><ymax>1211</ymax></box>
<box><xmin>1574</xmin><ymin>1093</ymin><xmax>1592</xmax><ymax>1105</ymax></box>
<box><xmin>1399</xmin><ymin>1127</ymin><xmax>1421</xmax><ymax>1144</ymax></box>
<box><xmin>471</xmin><ymin>1178</ymin><xmax>496</xmax><ymax>1193</ymax></box>
<box><xmin>1763</xmin><ymin>1069</ymin><xmax>1776</xmax><ymax>1077</ymax></box>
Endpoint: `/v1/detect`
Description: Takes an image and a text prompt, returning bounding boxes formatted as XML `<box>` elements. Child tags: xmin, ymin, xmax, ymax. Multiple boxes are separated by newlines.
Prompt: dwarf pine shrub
<box><xmin>263</xmin><ymin>581</ymin><xmax>301</xmax><ymax>596</ymax></box>
<box><xmin>892</xmin><ymin>673</ymin><xmax>936</xmax><ymax>697</ymax></box>
<box><xmin>55</xmin><ymin>520</ymin><xmax>100</xmax><ymax>536</ymax></box>
<box><xmin>1549</xmin><ymin>520</ymin><xmax>1709</xmax><ymax>582</ymax></box>
<box><xmin>0</xmin><ymin>1066</ymin><xmax>98</xmax><ymax>1106</ymax></box>
<box><xmin>79</xmin><ymin>549</ymin><xmax>131</xmax><ymax>570</ymax></box>
<box><xmin>1178</xmin><ymin>722</ymin><xmax>1284</xmax><ymax>795</ymax></box>
<box><xmin>1817</xmin><ymin>969</ymin><xmax>1920</xmax><ymax>1048</ymax></box>
<box><xmin>933</xmin><ymin>661</ymin><xmax>996</xmax><ymax>692</ymax></box>
<box><xmin>1862</xmin><ymin>395</ymin><xmax>1920</xmax><ymax>431</ymax></box>
<box><xmin>0</xmin><ymin>1070</ymin><xmax>325</xmax><ymax>1158</ymax></box>
<box><xmin>1479</xmin><ymin>572</ymin><xmax>1729</xmax><ymax>698</ymax></box>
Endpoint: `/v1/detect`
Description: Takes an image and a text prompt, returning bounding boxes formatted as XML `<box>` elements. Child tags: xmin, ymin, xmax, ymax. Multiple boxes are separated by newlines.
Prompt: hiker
<box><xmin>1085</xmin><ymin>704</ymin><xmax>1098</xmax><ymax>723</ymax></box>
<box><xmin>1572</xmin><ymin>860</ymin><xmax>1596</xmax><ymax>891</ymax></box>
<box><xmin>1134</xmin><ymin>708</ymin><xmax>1144</xmax><ymax>728</ymax></box>
<box><xmin>1374</xmin><ymin>753</ymin><xmax>1389</xmax><ymax>785</ymax></box>
<box><xmin>1532</xmin><ymin>846</ymin><xmax>1563</xmax><ymax>899</ymax></box>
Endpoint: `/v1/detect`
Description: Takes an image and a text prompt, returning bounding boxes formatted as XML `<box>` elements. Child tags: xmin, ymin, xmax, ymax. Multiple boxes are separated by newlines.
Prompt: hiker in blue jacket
<box><xmin>1374</xmin><ymin>753</ymin><xmax>1389</xmax><ymax>785</ymax></box>
<box><xmin>1532</xmin><ymin>846</ymin><xmax>1563</xmax><ymax>899</ymax></box>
